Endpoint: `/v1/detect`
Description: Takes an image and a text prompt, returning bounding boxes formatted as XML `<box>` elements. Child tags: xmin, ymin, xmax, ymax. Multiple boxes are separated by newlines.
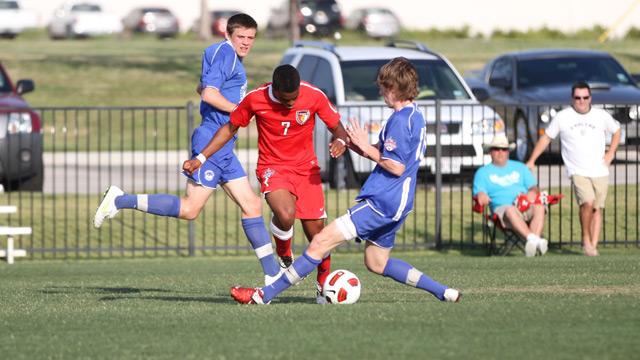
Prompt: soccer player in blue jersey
<box><xmin>93</xmin><ymin>14</ymin><xmax>282</xmax><ymax>285</ymax></box>
<box><xmin>230</xmin><ymin>57</ymin><xmax>461</xmax><ymax>304</ymax></box>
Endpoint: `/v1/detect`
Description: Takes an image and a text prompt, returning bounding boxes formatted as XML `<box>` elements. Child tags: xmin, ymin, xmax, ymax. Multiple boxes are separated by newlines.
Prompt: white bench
<box><xmin>0</xmin><ymin>206</ymin><xmax>30</xmax><ymax>265</ymax></box>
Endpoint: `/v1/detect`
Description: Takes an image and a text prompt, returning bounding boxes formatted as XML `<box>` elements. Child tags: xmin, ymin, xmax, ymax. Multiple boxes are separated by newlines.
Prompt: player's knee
<box><xmin>273</xmin><ymin>209</ymin><xmax>296</xmax><ymax>229</ymax></box>
<box><xmin>243</xmin><ymin>196</ymin><xmax>262</xmax><ymax>217</ymax></box>
<box><xmin>364</xmin><ymin>257</ymin><xmax>385</xmax><ymax>275</ymax></box>
<box><xmin>179</xmin><ymin>202</ymin><xmax>201</xmax><ymax>220</ymax></box>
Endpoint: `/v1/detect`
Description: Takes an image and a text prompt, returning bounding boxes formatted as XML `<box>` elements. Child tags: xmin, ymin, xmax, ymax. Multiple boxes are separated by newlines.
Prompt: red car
<box><xmin>0</xmin><ymin>61</ymin><xmax>43</xmax><ymax>191</ymax></box>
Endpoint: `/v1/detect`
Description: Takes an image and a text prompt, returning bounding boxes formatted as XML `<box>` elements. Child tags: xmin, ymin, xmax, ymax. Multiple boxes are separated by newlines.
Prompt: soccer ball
<box><xmin>322</xmin><ymin>269</ymin><xmax>361</xmax><ymax>304</ymax></box>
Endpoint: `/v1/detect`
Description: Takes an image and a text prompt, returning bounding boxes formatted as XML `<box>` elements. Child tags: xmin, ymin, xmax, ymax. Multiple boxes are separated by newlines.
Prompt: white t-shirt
<box><xmin>545</xmin><ymin>107</ymin><xmax>620</xmax><ymax>177</ymax></box>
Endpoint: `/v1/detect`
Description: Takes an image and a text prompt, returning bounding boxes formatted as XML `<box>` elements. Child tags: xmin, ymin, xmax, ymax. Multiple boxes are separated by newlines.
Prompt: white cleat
<box><xmin>524</xmin><ymin>238</ymin><xmax>537</xmax><ymax>257</ymax></box>
<box><xmin>537</xmin><ymin>238</ymin><xmax>548</xmax><ymax>256</ymax></box>
<box><xmin>444</xmin><ymin>288</ymin><xmax>461</xmax><ymax>302</ymax></box>
<box><xmin>93</xmin><ymin>185</ymin><xmax>124</xmax><ymax>228</ymax></box>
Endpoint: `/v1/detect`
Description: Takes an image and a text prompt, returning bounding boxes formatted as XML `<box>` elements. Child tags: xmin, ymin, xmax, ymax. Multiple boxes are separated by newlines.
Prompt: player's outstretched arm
<box><xmin>182</xmin><ymin>123</ymin><xmax>239</xmax><ymax>175</ymax></box>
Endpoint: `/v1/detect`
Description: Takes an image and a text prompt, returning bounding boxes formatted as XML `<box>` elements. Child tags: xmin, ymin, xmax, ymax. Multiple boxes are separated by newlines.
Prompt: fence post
<box><xmin>434</xmin><ymin>100</ymin><xmax>442</xmax><ymax>249</ymax></box>
<box><xmin>186</xmin><ymin>101</ymin><xmax>196</xmax><ymax>257</ymax></box>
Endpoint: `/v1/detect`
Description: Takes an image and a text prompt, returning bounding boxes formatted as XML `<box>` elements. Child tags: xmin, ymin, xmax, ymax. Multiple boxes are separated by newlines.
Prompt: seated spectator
<box><xmin>473</xmin><ymin>135</ymin><xmax>548</xmax><ymax>257</ymax></box>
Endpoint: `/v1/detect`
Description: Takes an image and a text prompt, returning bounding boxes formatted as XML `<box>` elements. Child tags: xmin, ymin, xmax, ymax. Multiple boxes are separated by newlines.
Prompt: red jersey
<box><xmin>230</xmin><ymin>81</ymin><xmax>341</xmax><ymax>169</ymax></box>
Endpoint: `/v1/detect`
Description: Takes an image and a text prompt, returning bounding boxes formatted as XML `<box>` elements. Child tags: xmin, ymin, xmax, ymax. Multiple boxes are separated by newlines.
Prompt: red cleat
<box><xmin>230</xmin><ymin>286</ymin><xmax>268</xmax><ymax>305</ymax></box>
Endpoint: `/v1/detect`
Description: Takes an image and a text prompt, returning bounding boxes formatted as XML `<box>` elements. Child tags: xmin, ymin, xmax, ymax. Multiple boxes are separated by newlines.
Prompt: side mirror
<box><xmin>631</xmin><ymin>73</ymin><xmax>640</xmax><ymax>84</ymax></box>
<box><xmin>488</xmin><ymin>77</ymin><xmax>510</xmax><ymax>90</ymax></box>
<box><xmin>471</xmin><ymin>87</ymin><xmax>490</xmax><ymax>102</ymax></box>
<box><xmin>16</xmin><ymin>79</ymin><xmax>35</xmax><ymax>95</ymax></box>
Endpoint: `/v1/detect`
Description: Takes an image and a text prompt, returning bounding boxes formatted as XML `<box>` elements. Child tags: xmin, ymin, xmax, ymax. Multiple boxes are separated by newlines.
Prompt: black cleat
<box><xmin>279</xmin><ymin>255</ymin><xmax>293</xmax><ymax>268</ymax></box>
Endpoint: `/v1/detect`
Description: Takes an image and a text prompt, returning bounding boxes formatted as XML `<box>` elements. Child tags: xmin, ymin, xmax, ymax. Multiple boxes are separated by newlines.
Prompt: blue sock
<box><xmin>263</xmin><ymin>251</ymin><xmax>320</xmax><ymax>303</ymax></box>
<box><xmin>115</xmin><ymin>194</ymin><xmax>180</xmax><ymax>218</ymax></box>
<box><xmin>242</xmin><ymin>217</ymin><xmax>280</xmax><ymax>277</ymax></box>
<box><xmin>382</xmin><ymin>258</ymin><xmax>447</xmax><ymax>301</ymax></box>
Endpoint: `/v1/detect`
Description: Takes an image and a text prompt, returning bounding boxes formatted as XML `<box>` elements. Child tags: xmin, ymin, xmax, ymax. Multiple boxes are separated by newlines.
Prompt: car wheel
<box><xmin>328</xmin><ymin>152</ymin><xmax>359</xmax><ymax>189</ymax></box>
<box><xmin>11</xmin><ymin>163</ymin><xmax>44</xmax><ymax>192</ymax></box>
<box><xmin>514</xmin><ymin>114</ymin><xmax>532</xmax><ymax>162</ymax></box>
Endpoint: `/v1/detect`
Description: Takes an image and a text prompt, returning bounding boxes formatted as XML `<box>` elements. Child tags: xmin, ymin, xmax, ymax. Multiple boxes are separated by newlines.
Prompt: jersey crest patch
<box><xmin>384</xmin><ymin>137</ymin><xmax>397</xmax><ymax>151</ymax></box>
<box><xmin>295</xmin><ymin>110</ymin><xmax>311</xmax><ymax>125</ymax></box>
<box><xmin>262</xmin><ymin>168</ymin><xmax>275</xmax><ymax>187</ymax></box>
<box><xmin>204</xmin><ymin>170</ymin><xmax>215</xmax><ymax>182</ymax></box>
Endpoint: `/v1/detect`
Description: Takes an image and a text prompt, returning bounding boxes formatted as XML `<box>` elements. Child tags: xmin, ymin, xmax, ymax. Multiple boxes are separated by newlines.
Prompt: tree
<box><xmin>289</xmin><ymin>0</ymin><xmax>300</xmax><ymax>43</ymax></box>
<box><xmin>199</xmin><ymin>0</ymin><xmax>212</xmax><ymax>41</ymax></box>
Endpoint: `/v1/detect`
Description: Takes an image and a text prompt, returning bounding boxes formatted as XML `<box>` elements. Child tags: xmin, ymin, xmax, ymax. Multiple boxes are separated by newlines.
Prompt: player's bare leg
<box><xmin>579</xmin><ymin>202</ymin><xmax>596</xmax><ymax>256</ymax></box>
<box><xmin>266</xmin><ymin>189</ymin><xmax>297</xmax><ymax>267</ymax></box>
<box><xmin>222</xmin><ymin>178</ymin><xmax>281</xmax><ymax>281</ymax></box>
<box><xmin>504</xmin><ymin>206</ymin><xmax>545</xmax><ymax>257</ymax></box>
<box><xmin>590</xmin><ymin>207</ymin><xmax>602</xmax><ymax>255</ymax></box>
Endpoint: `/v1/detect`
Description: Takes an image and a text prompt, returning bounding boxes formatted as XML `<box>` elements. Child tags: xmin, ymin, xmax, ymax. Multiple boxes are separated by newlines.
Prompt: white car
<box><xmin>48</xmin><ymin>2</ymin><xmax>122</xmax><ymax>39</ymax></box>
<box><xmin>280</xmin><ymin>41</ymin><xmax>504</xmax><ymax>188</ymax></box>
<box><xmin>0</xmin><ymin>0</ymin><xmax>37</xmax><ymax>39</ymax></box>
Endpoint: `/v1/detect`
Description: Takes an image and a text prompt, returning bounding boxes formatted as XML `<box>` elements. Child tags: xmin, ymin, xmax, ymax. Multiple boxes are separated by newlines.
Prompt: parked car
<box><xmin>191</xmin><ymin>9</ymin><xmax>240</xmax><ymax>37</ymax></box>
<box><xmin>465</xmin><ymin>49</ymin><xmax>639</xmax><ymax>161</ymax></box>
<box><xmin>345</xmin><ymin>8</ymin><xmax>401</xmax><ymax>39</ymax></box>
<box><xmin>0</xmin><ymin>61</ymin><xmax>43</xmax><ymax>191</ymax></box>
<box><xmin>267</xmin><ymin>0</ymin><xmax>343</xmax><ymax>38</ymax></box>
<box><xmin>122</xmin><ymin>7</ymin><xmax>179</xmax><ymax>38</ymax></box>
<box><xmin>48</xmin><ymin>2</ymin><xmax>122</xmax><ymax>39</ymax></box>
<box><xmin>0</xmin><ymin>0</ymin><xmax>37</xmax><ymax>39</ymax></box>
<box><xmin>280</xmin><ymin>40</ymin><xmax>504</xmax><ymax>188</ymax></box>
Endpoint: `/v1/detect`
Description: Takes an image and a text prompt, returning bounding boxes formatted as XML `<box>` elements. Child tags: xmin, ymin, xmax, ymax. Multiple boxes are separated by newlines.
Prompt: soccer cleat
<box><xmin>537</xmin><ymin>238</ymin><xmax>548</xmax><ymax>255</ymax></box>
<box><xmin>315</xmin><ymin>282</ymin><xmax>327</xmax><ymax>305</ymax></box>
<box><xmin>279</xmin><ymin>255</ymin><xmax>293</xmax><ymax>268</ymax></box>
<box><xmin>443</xmin><ymin>288</ymin><xmax>461</xmax><ymax>303</ymax></box>
<box><xmin>524</xmin><ymin>238</ymin><xmax>537</xmax><ymax>257</ymax></box>
<box><xmin>264</xmin><ymin>268</ymin><xmax>284</xmax><ymax>286</ymax></box>
<box><xmin>93</xmin><ymin>185</ymin><xmax>124</xmax><ymax>228</ymax></box>
<box><xmin>230</xmin><ymin>286</ymin><xmax>268</xmax><ymax>305</ymax></box>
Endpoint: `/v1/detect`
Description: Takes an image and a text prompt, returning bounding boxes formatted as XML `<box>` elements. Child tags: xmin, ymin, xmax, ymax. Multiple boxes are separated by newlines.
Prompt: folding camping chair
<box><xmin>472</xmin><ymin>193</ymin><xmax>563</xmax><ymax>256</ymax></box>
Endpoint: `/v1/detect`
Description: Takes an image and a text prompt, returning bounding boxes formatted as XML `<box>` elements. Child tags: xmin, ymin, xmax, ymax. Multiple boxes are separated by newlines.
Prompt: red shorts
<box><xmin>256</xmin><ymin>166</ymin><xmax>326</xmax><ymax>220</ymax></box>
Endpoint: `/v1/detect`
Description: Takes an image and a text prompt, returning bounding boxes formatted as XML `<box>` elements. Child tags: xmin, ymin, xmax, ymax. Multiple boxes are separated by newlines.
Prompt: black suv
<box><xmin>466</xmin><ymin>49</ymin><xmax>639</xmax><ymax>161</ymax></box>
<box><xmin>267</xmin><ymin>0</ymin><xmax>343</xmax><ymax>38</ymax></box>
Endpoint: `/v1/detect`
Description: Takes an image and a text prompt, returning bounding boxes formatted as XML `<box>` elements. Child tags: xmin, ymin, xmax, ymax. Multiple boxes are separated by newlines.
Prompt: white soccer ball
<box><xmin>322</xmin><ymin>269</ymin><xmax>361</xmax><ymax>304</ymax></box>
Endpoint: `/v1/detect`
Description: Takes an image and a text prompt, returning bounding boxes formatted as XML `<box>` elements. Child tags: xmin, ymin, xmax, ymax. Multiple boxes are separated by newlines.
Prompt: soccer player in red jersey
<box><xmin>183</xmin><ymin>64</ymin><xmax>348</xmax><ymax>303</ymax></box>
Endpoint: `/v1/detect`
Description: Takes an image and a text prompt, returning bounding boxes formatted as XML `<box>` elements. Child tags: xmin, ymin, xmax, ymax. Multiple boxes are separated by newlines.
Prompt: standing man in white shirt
<box><xmin>526</xmin><ymin>81</ymin><xmax>621</xmax><ymax>256</ymax></box>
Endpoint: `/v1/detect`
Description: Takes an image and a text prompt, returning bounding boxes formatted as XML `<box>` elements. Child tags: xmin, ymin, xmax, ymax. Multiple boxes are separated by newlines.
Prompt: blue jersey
<box><xmin>472</xmin><ymin>160</ymin><xmax>536</xmax><ymax>213</ymax></box>
<box><xmin>199</xmin><ymin>40</ymin><xmax>247</xmax><ymax>156</ymax></box>
<box><xmin>356</xmin><ymin>103</ymin><xmax>427</xmax><ymax>220</ymax></box>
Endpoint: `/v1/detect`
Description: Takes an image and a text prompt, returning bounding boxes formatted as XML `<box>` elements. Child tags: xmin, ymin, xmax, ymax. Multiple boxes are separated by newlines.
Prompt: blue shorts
<box><xmin>182</xmin><ymin>125</ymin><xmax>246</xmax><ymax>188</ymax></box>
<box><xmin>343</xmin><ymin>201</ymin><xmax>406</xmax><ymax>249</ymax></box>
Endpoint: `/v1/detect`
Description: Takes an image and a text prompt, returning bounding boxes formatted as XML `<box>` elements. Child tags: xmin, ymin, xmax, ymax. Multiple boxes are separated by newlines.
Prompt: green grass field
<box><xmin>1</xmin><ymin>251</ymin><xmax>639</xmax><ymax>359</ymax></box>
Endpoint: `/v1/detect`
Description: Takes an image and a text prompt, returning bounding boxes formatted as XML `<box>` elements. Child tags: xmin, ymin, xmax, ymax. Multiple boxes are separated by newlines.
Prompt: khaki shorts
<box><xmin>571</xmin><ymin>175</ymin><xmax>609</xmax><ymax>209</ymax></box>
<box><xmin>493</xmin><ymin>205</ymin><xmax>534</xmax><ymax>229</ymax></box>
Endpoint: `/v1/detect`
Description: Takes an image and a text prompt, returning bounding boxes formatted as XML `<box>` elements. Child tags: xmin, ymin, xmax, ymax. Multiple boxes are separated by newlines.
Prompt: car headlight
<box><xmin>539</xmin><ymin>108</ymin><xmax>558</xmax><ymax>123</ymax></box>
<box><xmin>7</xmin><ymin>112</ymin><xmax>33</xmax><ymax>134</ymax></box>
<box><xmin>472</xmin><ymin>117</ymin><xmax>504</xmax><ymax>135</ymax></box>
<box><xmin>629</xmin><ymin>105</ymin><xmax>639</xmax><ymax>121</ymax></box>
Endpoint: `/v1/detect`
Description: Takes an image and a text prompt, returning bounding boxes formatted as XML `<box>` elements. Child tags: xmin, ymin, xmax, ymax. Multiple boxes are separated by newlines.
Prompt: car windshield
<box><xmin>340</xmin><ymin>59</ymin><xmax>470</xmax><ymax>101</ymax></box>
<box><xmin>71</xmin><ymin>4</ymin><xmax>101</xmax><ymax>12</ymax></box>
<box><xmin>0</xmin><ymin>1</ymin><xmax>19</xmax><ymax>10</ymax></box>
<box><xmin>517</xmin><ymin>56</ymin><xmax>632</xmax><ymax>88</ymax></box>
<box><xmin>0</xmin><ymin>69</ymin><xmax>10</xmax><ymax>92</ymax></box>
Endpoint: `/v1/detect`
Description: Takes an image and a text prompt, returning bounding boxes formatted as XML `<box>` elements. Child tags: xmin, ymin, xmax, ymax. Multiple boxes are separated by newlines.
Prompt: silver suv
<box><xmin>280</xmin><ymin>40</ymin><xmax>503</xmax><ymax>188</ymax></box>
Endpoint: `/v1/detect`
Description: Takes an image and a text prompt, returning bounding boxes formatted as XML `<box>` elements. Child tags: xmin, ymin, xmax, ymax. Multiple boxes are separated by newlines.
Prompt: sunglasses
<box><xmin>573</xmin><ymin>96</ymin><xmax>591</xmax><ymax>100</ymax></box>
<box><xmin>490</xmin><ymin>147</ymin><xmax>509</xmax><ymax>152</ymax></box>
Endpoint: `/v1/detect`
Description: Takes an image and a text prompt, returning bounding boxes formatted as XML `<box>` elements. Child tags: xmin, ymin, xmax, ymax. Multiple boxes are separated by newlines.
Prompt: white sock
<box><xmin>526</xmin><ymin>234</ymin><xmax>539</xmax><ymax>243</ymax></box>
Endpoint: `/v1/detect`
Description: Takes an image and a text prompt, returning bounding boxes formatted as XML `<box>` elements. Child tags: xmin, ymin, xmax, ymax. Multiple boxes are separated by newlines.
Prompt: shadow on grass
<box><xmin>40</xmin><ymin>286</ymin><xmax>173</xmax><ymax>295</ymax></box>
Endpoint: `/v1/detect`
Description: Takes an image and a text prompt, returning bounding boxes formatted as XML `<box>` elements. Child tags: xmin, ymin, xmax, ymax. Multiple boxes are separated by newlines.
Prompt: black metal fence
<box><xmin>1</xmin><ymin>102</ymin><xmax>638</xmax><ymax>259</ymax></box>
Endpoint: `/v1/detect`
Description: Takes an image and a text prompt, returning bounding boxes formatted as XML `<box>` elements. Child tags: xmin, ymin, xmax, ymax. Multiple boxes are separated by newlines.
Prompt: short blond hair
<box><xmin>376</xmin><ymin>57</ymin><xmax>419</xmax><ymax>101</ymax></box>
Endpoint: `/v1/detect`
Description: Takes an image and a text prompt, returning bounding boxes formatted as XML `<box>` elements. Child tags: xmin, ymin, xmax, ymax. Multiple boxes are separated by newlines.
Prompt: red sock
<box><xmin>274</xmin><ymin>237</ymin><xmax>292</xmax><ymax>258</ymax></box>
<box><xmin>316</xmin><ymin>255</ymin><xmax>331</xmax><ymax>288</ymax></box>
